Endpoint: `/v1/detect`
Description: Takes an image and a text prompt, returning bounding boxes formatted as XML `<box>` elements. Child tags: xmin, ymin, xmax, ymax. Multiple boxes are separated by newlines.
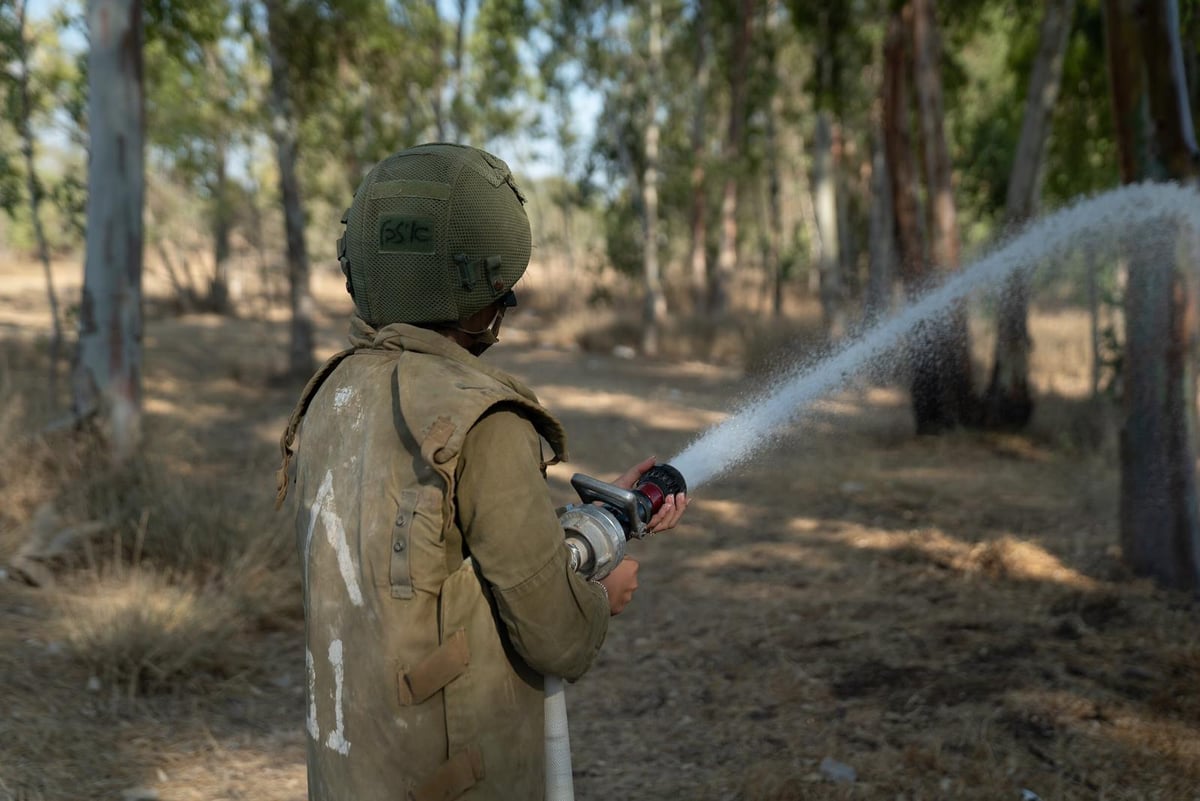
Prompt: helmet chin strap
<box><xmin>454</xmin><ymin>306</ymin><xmax>505</xmax><ymax>355</ymax></box>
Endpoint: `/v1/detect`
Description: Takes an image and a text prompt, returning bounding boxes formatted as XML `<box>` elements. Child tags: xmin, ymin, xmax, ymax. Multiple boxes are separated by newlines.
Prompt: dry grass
<box><xmin>60</xmin><ymin>565</ymin><xmax>252</xmax><ymax>696</ymax></box>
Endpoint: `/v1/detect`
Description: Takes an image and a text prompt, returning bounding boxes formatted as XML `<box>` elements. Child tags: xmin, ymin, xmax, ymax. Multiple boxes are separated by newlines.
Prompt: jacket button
<box><xmin>393</xmin><ymin>541</ymin><xmax>406</xmax><ymax>553</ymax></box>
<box><xmin>396</xmin><ymin>513</ymin><xmax>406</xmax><ymax>525</ymax></box>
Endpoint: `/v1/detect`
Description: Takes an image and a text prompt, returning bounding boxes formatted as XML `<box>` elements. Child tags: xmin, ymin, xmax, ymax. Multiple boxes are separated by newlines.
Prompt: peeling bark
<box><xmin>72</xmin><ymin>0</ymin><xmax>144</xmax><ymax>462</ymax></box>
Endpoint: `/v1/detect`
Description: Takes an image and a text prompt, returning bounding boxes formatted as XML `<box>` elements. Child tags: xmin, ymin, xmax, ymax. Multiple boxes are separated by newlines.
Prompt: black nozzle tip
<box><xmin>635</xmin><ymin>463</ymin><xmax>687</xmax><ymax>497</ymax></box>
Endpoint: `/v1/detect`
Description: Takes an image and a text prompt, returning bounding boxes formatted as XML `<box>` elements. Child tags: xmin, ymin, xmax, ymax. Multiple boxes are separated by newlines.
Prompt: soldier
<box><xmin>276</xmin><ymin>143</ymin><xmax>687</xmax><ymax>800</ymax></box>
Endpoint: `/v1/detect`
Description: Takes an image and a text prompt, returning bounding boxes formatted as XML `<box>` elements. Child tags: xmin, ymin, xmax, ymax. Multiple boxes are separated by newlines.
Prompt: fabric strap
<box><xmin>409</xmin><ymin>746</ymin><xmax>485</xmax><ymax>801</ymax></box>
<box><xmin>397</xmin><ymin>628</ymin><xmax>470</xmax><ymax>706</ymax></box>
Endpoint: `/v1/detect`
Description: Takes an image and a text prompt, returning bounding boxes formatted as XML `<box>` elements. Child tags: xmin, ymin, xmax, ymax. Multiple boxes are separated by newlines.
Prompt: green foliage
<box><xmin>0</xmin><ymin>150</ymin><xmax>20</xmax><ymax>216</ymax></box>
<box><xmin>468</xmin><ymin>0</ymin><xmax>535</xmax><ymax>137</ymax></box>
<box><xmin>1042</xmin><ymin>0</ymin><xmax>1118</xmax><ymax>205</ymax></box>
<box><xmin>943</xmin><ymin>0</ymin><xmax>1119</xmax><ymax>247</ymax></box>
<box><xmin>948</xmin><ymin>3</ymin><xmax>1031</xmax><ymax>230</ymax></box>
<box><xmin>145</xmin><ymin>0</ymin><xmax>226</xmax><ymax>60</ymax></box>
<box><xmin>602</xmin><ymin>187</ymin><xmax>643</xmax><ymax>278</ymax></box>
<box><xmin>0</xmin><ymin>1</ymin><xmax>86</xmax><ymax>255</ymax></box>
<box><xmin>0</xmin><ymin>0</ymin><xmax>1148</xmax><ymax>327</ymax></box>
<box><xmin>785</xmin><ymin>0</ymin><xmax>877</xmax><ymax>114</ymax></box>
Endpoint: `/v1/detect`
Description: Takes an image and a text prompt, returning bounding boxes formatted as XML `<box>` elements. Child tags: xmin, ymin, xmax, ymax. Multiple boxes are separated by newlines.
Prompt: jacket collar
<box><xmin>348</xmin><ymin>317</ymin><xmax>542</xmax><ymax>406</ymax></box>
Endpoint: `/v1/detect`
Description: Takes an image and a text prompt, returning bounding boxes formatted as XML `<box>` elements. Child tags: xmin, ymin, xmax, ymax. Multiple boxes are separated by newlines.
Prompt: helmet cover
<box><xmin>339</xmin><ymin>143</ymin><xmax>531</xmax><ymax>326</ymax></box>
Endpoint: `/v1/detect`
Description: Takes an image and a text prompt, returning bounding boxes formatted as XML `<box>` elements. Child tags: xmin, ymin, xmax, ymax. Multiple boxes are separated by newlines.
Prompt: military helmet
<box><xmin>338</xmin><ymin>143</ymin><xmax>531</xmax><ymax>327</ymax></box>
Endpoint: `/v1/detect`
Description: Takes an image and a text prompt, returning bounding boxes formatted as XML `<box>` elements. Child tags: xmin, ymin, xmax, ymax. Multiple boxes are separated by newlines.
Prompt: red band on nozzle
<box><xmin>638</xmin><ymin>482</ymin><xmax>666</xmax><ymax>515</ymax></box>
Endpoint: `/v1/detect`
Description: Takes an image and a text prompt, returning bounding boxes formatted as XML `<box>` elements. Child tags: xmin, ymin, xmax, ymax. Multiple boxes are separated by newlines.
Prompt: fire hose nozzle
<box><xmin>558</xmin><ymin>463</ymin><xmax>687</xmax><ymax>580</ymax></box>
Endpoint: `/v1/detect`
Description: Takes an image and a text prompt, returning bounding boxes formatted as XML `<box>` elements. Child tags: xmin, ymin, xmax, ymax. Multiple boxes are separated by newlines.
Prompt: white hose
<box><xmin>544</xmin><ymin>676</ymin><xmax>575</xmax><ymax>801</ymax></box>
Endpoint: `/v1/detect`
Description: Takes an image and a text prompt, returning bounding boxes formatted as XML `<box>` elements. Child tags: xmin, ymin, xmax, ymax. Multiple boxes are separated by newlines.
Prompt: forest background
<box><xmin>1</xmin><ymin>0</ymin><xmax>1199</xmax><ymax>799</ymax></box>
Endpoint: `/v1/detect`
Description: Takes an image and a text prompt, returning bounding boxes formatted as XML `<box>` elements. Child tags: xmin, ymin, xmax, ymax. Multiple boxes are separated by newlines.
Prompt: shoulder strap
<box><xmin>274</xmin><ymin>348</ymin><xmax>358</xmax><ymax>509</ymax></box>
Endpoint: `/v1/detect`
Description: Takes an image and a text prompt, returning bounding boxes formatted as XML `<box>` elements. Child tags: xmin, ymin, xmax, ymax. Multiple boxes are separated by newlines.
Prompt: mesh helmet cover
<box><xmin>342</xmin><ymin>143</ymin><xmax>531</xmax><ymax>326</ymax></box>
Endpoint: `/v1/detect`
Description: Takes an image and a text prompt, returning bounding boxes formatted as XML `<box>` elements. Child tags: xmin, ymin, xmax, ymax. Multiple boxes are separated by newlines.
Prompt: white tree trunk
<box><xmin>687</xmin><ymin>0</ymin><xmax>711</xmax><ymax>312</ymax></box>
<box><xmin>640</xmin><ymin>0</ymin><xmax>666</xmax><ymax>356</ymax></box>
<box><xmin>73</xmin><ymin>0</ymin><xmax>144</xmax><ymax>462</ymax></box>
<box><xmin>813</xmin><ymin>111</ymin><xmax>846</xmax><ymax>338</ymax></box>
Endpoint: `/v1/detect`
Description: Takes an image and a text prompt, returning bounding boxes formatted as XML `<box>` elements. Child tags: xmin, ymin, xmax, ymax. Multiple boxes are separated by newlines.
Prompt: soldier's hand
<box><xmin>613</xmin><ymin>456</ymin><xmax>689</xmax><ymax>534</ymax></box>
<box><xmin>598</xmin><ymin>558</ymin><xmax>639</xmax><ymax>616</ymax></box>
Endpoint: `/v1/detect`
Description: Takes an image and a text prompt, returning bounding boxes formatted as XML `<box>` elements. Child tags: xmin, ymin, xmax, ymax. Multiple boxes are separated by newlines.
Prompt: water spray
<box><xmin>544</xmin><ymin>182</ymin><xmax>1200</xmax><ymax>801</ymax></box>
<box><xmin>669</xmin><ymin>182</ymin><xmax>1200</xmax><ymax>492</ymax></box>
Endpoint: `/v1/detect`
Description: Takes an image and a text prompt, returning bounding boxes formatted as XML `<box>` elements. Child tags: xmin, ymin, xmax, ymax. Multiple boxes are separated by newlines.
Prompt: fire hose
<box><xmin>545</xmin><ymin>464</ymin><xmax>687</xmax><ymax>801</ymax></box>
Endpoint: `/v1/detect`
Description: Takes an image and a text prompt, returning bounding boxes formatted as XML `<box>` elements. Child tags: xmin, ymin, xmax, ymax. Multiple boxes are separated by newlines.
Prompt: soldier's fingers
<box><xmin>648</xmin><ymin>495</ymin><xmax>683</xmax><ymax>532</ymax></box>
<box><xmin>613</xmin><ymin>455</ymin><xmax>657</xmax><ymax>490</ymax></box>
<box><xmin>674</xmin><ymin>493</ymin><xmax>689</xmax><ymax>521</ymax></box>
<box><xmin>662</xmin><ymin>494</ymin><xmax>687</xmax><ymax>529</ymax></box>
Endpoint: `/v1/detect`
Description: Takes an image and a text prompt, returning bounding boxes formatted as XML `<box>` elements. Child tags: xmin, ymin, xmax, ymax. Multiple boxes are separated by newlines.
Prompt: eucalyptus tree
<box><xmin>708</xmin><ymin>0</ymin><xmax>755</xmax><ymax>316</ymax></box>
<box><xmin>252</xmin><ymin>0</ymin><xmax>391</xmax><ymax>376</ymax></box>
<box><xmin>1106</xmin><ymin>0</ymin><xmax>1200</xmax><ymax>591</ymax></box>
<box><xmin>260</xmin><ymin>0</ymin><xmax>315</xmax><ymax>377</ymax></box>
<box><xmin>685</xmin><ymin>0</ymin><xmax>712</xmax><ymax>311</ymax></box>
<box><xmin>880</xmin><ymin>0</ymin><xmax>979</xmax><ymax>433</ymax></box>
<box><xmin>787</xmin><ymin>2</ymin><xmax>855</xmax><ymax>334</ymax></box>
<box><xmin>74</xmin><ymin>0</ymin><xmax>144</xmax><ymax>462</ymax></box>
<box><xmin>982</xmin><ymin>0</ymin><xmax>1076</xmax><ymax>429</ymax></box>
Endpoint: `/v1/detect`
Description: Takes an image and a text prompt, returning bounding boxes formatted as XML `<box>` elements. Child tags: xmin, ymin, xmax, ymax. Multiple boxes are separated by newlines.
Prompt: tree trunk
<box><xmin>763</xmin><ymin>0</ymin><xmax>785</xmax><ymax>318</ymax></box>
<box><xmin>813</xmin><ymin>111</ymin><xmax>846</xmax><ymax>337</ymax></box>
<box><xmin>882</xmin><ymin>10</ymin><xmax>925</xmax><ymax>290</ymax></box>
<box><xmin>1086</xmin><ymin>244</ymin><xmax>1102</xmax><ymax>401</ymax></box>
<box><xmin>910</xmin><ymin>0</ymin><xmax>974</xmax><ymax>433</ymax></box>
<box><xmin>984</xmin><ymin>0</ymin><xmax>1076</xmax><ymax>429</ymax></box>
<box><xmin>710</xmin><ymin>0</ymin><xmax>754</xmax><ymax>316</ymax></box>
<box><xmin>14</xmin><ymin>0</ymin><xmax>65</xmax><ymax>406</ymax></box>
<box><xmin>1104</xmin><ymin>0</ymin><xmax>1148</xmax><ymax>183</ymax></box>
<box><xmin>428</xmin><ymin>0</ymin><xmax>446</xmax><ymax>141</ymax></box>
<box><xmin>1109</xmin><ymin>0</ymin><xmax>1200</xmax><ymax>591</ymax></box>
<box><xmin>687</xmin><ymin>0</ymin><xmax>711</xmax><ymax>312</ymax></box>
<box><xmin>209</xmin><ymin>137</ymin><xmax>232</xmax><ymax>313</ymax></box>
<box><xmin>73</xmin><ymin>0</ymin><xmax>144</xmax><ymax>462</ymax></box>
<box><xmin>265</xmin><ymin>0</ymin><xmax>314</xmax><ymax>378</ymax></box>
<box><xmin>865</xmin><ymin>124</ymin><xmax>895</xmax><ymax>322</ymax></box>
<box><xmin>640</xmin><ymin>0</ymin><xmax>666</xmax><ymax>357</ymax></box>
<box><xmin>1139</xmin><ymin>0</ymin><xmax>1199</xmax><ymax>174</ymax></box>
<box><xmin>449</xmin><ymin>0</ymin><xmax>469</xmax><ymax>141</ymax></box>
<box><xmin>1120</xmin><ymin>234</ymin><xmax>1200</xmax><ymax>590</ymax></box>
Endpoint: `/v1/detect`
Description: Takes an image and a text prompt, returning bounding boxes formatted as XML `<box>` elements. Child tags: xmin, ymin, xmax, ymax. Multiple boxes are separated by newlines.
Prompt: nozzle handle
<box><xmin>569</xmin><ymin>474</ymin><xmax>641</xmax><ymax>535</ymax></box>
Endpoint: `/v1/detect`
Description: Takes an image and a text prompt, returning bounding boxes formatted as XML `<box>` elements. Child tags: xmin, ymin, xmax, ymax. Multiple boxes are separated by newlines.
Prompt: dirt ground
<box><xmin>1</xmin><ymin>258</ymin><xmax>1198</xmax><ymax>801</ymax></box>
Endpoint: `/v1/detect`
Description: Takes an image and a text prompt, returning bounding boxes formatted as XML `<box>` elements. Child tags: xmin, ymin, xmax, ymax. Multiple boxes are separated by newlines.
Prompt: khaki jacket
<box><xmin>284</xmin><ymin>322</ymin><xmax>609</xmax><ymax>801</ymax></box>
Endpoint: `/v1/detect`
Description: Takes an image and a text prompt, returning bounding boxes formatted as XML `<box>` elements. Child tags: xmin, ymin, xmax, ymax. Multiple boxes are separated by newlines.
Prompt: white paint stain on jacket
<box><xmin>306</xmin><ymin>648</ymin><xmax>320</xmax><ymax>741</ymax></box>
<box><xmin>306</xmin><ymin>470</ymin><xmax>364</xmax><ymax>607</ymax></box>
<box><xmin>325</xmin><ymin>638</ymin><xmax>352</xmax><ymax>755</ymax></box>
<box><xmin>333</xmin><ymin>386</ymin><xmax>365</xmax><ymax>431</ymax></box>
